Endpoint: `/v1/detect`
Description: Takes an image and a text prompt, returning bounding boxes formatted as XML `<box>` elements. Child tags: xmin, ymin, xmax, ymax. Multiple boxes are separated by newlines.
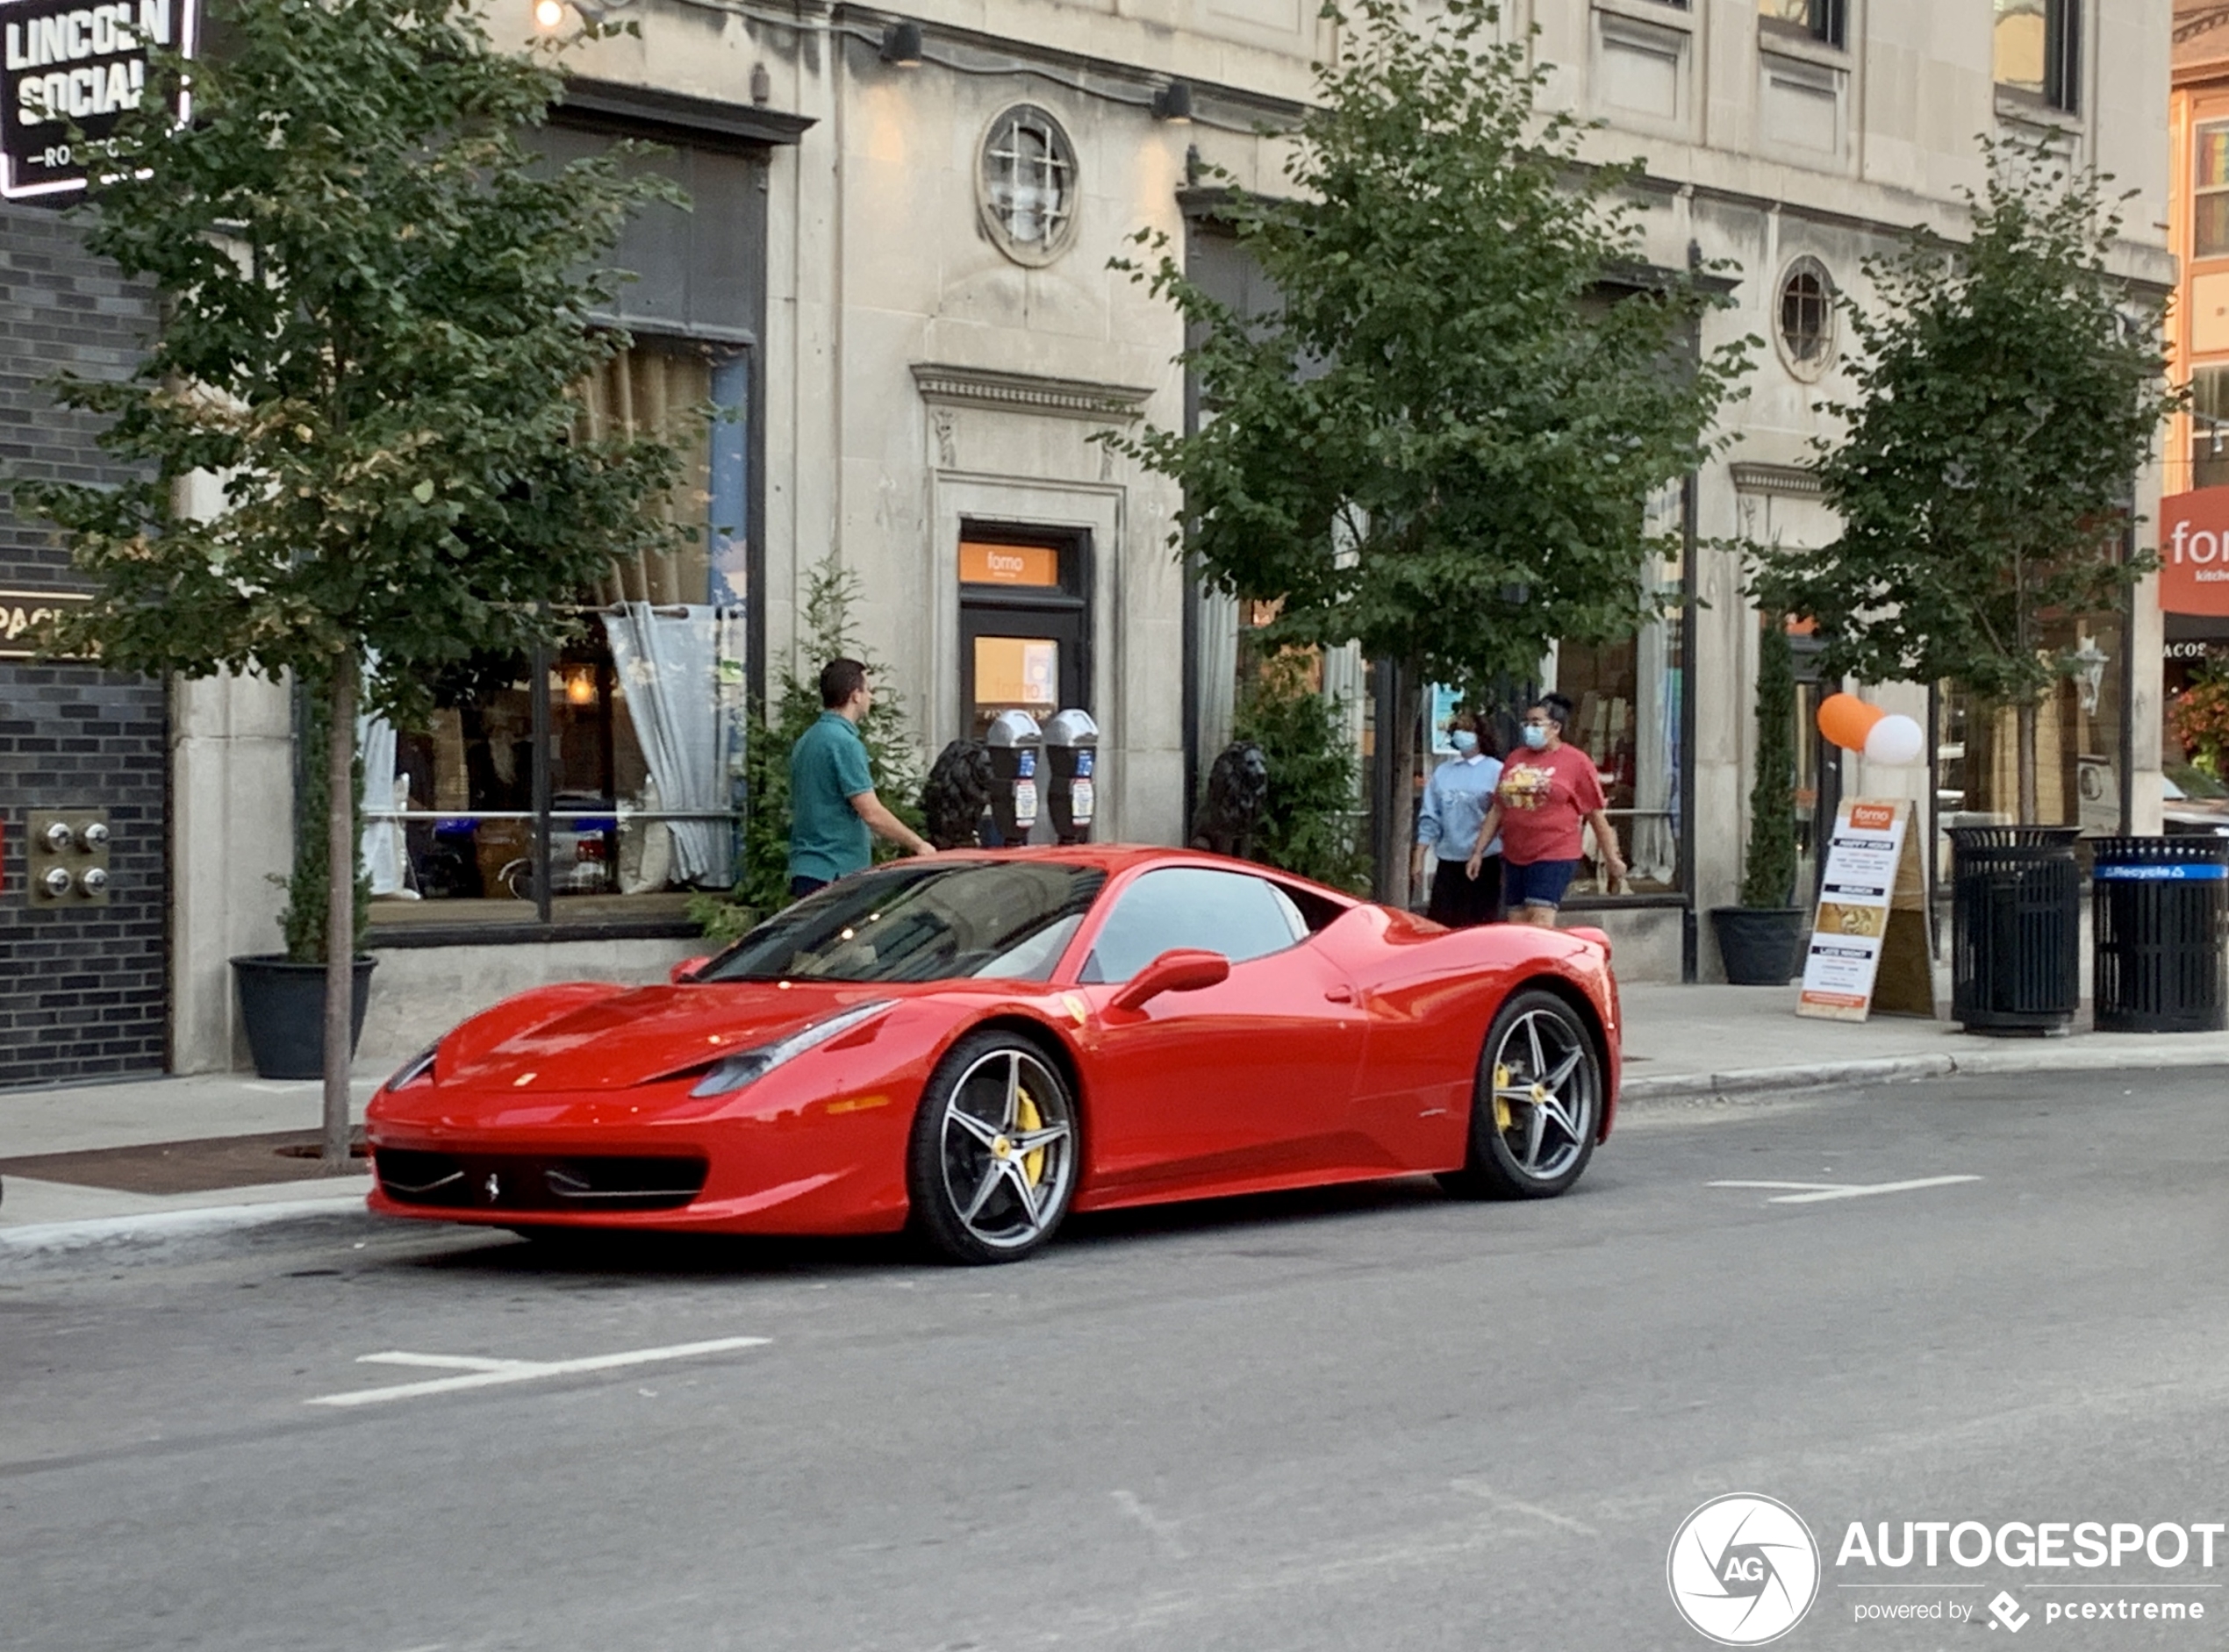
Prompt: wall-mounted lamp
<box><xmin>879</xmin><ymin>19</ymin><xmax>924</xmax><ymax>65</ymax></box>
<box><xmin>533</xmin><ymin>0</ymin><xmax>632</xmax><ymax>29</ymax></box>
<box><xmin>563</xmin><ymin>666</ymin><xmax>598</xmax><ymax>707</ymax></box>
<box><xmin>1152</xmin><ymin>81</ymin><xmax>1193</xmax><ymax>123</ymax></box>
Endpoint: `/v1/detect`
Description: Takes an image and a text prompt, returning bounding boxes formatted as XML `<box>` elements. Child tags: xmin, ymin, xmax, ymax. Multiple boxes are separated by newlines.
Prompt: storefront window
<box><xmin>2190</xmin><ymin>366</ymin><xmax>2229</xmax><ymax>490</ymax></box>
<box><xmin>1549</xmin><ymin>546</ymin><xmax>1686</xmax><ymax>898</ymax></box>
<box><xmin>1932</xmin><ymin>616</ymin><xmax>2125</xmax><ymax>876</ymax></box>
<box><xmin>2197</xmin><ymin>122</ymin><xmax>2229</xmax><ymax>261</ymax></box>
<box><xmin>360</xmin><ymin>340</ymin><xmax>749</xmax><ymax>928</ymax></box>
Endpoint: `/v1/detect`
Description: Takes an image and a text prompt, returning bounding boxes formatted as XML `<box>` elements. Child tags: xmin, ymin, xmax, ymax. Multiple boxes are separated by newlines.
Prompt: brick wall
<box><xmin>0</xmin><ymin>203</ymin><xmax>167</xmax><ymax>1088</ymax></box>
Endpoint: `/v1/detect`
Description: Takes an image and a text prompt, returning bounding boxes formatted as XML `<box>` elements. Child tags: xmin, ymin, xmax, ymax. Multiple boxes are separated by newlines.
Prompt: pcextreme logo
<box><xmin>1667</xmin><ymin>1494</ymin><xmax>1822</xmax><ymax>1645</ymax></box>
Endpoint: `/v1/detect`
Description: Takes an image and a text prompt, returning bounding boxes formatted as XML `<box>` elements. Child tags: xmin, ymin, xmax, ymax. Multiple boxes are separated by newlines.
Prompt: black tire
<box><xmin>907</xmin><ymin>1029</ymin><xmax>1080</xmax><ymax>1264</ymax></box>
<box><xmin>1436</xmin><ymin>988</ymin><xmax>1602</xmax><ymax>1201</ymax></box>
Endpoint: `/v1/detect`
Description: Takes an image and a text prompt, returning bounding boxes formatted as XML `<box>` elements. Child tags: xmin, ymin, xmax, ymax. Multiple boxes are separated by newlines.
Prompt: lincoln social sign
<box><xmin>2160</xmin><ymin>489</ymin><xmax>2229</xmax><ymax>619</ymax></box>
<box><xmin>1</xmin><ymin>0</ymin><xmax>197</xmax><ymax>201</ymax></box>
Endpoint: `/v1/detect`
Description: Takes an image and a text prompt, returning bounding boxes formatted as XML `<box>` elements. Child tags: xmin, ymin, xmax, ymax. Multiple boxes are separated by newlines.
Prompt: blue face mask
<box><xmin>1520</xmin><ymin>724</ymin><xmax>1550</xmax><ymax>750</ymax></box>
<box><xmin>1450</xmin><ymin>729</ymin><xmax>1479</xmax><ymax>755</ymax></box>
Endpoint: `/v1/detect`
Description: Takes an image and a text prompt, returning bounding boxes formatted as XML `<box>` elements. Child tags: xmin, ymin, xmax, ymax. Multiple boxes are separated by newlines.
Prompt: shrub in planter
<box><xmin>1712</xmin><ymin>616</ymin><xmax>1807</xmax><ymax>985</ymax></box>
<box><xmin>233</xmin><ymin>684</ymin><xmax>376</xmax><ymax>1080</ymax></box>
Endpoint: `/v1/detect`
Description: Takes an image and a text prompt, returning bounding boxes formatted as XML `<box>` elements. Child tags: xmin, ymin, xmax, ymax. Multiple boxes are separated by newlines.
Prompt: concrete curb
<box><xmin>1621</xmin><ymin>1041</ymin><xmax>2229</xmax><ymax>1104</ymax></box>
<box><xmin>0</xmin><ymin>1194</ymin><xmax>386</xmax><ymax>1278</ymax></box>
<box><xmin>3</xmin><ymin>1041</ymin><xmax>2224</xmax><ymax>1272</ymax></box>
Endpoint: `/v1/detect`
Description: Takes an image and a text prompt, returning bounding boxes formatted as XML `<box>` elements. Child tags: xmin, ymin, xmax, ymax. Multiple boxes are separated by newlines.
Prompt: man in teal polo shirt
<box><xmin>788</xmin><ymin>657</ymin><xmax>935</xmax><ymax>899</ymax></box>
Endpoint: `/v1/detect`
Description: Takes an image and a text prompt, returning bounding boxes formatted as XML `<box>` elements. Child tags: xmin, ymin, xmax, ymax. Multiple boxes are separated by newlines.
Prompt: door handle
<box><xmin>1323</xmin><ymin>984</ymin><xmax>1354</xmax><ymax>1003</ymax></box>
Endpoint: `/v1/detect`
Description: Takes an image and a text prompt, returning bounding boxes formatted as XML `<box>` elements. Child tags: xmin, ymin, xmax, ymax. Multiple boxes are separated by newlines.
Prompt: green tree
<box><xmin>1108</xmin><ymin>0</ymin><xmax>1752</xmax><ymax>900</ymax></box>
<box><xmin>1754</xmin><ymin>141</ymin><xmax>2177</xmax><ymax>824</ymax></box>
<box><xmin>1229</xmin><ymin>651</ymin><xmax>1371</xmax><ymax>893</ymax></box>
<box><xmin>1738</xmin><ymin>615</ymin><xmax>1798</xmax><ymax>910</ymax></box>
<box><xmin>692</xmin><ymin>555</ymin><xmax>925</xmax><ymax>940</ymax></box>
<box><xmin>18</xmin><ymin>0</ymin><xmax>684</xmax><ymax>1162</ymax></box>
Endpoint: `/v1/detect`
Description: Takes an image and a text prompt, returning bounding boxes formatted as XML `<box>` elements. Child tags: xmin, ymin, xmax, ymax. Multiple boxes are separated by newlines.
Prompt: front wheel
<box><xmin>1437</xmin><ymin>989</ymin><xmax>1602</xmax><ymax>1200</ymax></box>
<box><xmin>907</xmin><ymin>1030</ymin><xmax>1080</xmax><ymax>1264</ymax></box>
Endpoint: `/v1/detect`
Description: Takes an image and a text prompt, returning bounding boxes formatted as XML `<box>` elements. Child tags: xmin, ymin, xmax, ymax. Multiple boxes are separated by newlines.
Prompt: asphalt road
<box><xmin>5</xmin><ymin>1068</ymin><xmax>2229</xmax><ymax>1652</ymax></box>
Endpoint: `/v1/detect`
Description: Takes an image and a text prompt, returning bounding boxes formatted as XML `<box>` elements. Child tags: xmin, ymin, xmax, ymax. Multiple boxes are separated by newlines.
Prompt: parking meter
<box><xmin>1042</xmin><ymin>708</ymin><xmax>1099</xmax><ymax>844</ymax></box>
<box><xmin>983</xmin><ymin>709</ymin><xmax>1044</xmax><ymax>846</ymax></box>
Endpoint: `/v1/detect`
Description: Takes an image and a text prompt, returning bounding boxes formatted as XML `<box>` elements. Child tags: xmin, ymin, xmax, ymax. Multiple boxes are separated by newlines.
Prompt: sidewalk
<box><xmin>5</xmin><ymin>988</ymin><xmax>2226</xmax><ymax>1262</ymax></box>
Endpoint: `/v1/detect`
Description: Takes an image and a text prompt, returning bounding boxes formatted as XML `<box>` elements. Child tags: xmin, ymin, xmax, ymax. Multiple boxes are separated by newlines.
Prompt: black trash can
<box><xmin>2091</xmin><ymin>836</ymin><xmax>2229</xmax><ymax>1033</ymax></box>
<box><xmin>1949</xmin><ymin>826</ymin><xmax>2081</xmax><ymax>1034</ymax></box>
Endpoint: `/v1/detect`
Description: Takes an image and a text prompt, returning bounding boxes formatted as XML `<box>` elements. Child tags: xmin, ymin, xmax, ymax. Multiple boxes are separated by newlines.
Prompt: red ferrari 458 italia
<box><xmin>366</xmin><ymin>846</ymin><xmax>1621</xmax><ymax>1263</ymax></box>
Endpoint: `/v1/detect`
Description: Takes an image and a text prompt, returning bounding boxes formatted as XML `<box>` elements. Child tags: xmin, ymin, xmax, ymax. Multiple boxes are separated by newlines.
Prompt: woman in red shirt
<box><xmin>1465</xmin><ymin>693</ymin><xmax>1626</xmax><ymax>927</ymax></box>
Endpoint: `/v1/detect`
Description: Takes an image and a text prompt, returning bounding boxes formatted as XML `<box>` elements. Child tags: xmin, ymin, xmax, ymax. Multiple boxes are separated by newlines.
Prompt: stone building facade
<box><xmin>0</xmin><ymin>0</ymin><xmax>2178</xmax><ymax>1086</ymax></box>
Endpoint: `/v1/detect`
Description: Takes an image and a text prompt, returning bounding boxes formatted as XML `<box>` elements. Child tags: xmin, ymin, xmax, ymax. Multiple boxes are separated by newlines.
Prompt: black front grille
<box><xmin>375</xmin><ymin>1148</ymin><xmax>709</xmax><ymax>1212</ymax></box>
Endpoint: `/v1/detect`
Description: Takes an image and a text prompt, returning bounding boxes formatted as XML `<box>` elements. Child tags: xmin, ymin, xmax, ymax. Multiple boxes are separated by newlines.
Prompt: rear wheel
<box><xmin>907</xmin><ymin>1030</ymin><xmax>1079</xmax><ymax>1264</ymax></box>
<box><xmin>1437</xmin><ymin>989</ymin><xmax>1602</xmax><ymax>1200</ymax></box>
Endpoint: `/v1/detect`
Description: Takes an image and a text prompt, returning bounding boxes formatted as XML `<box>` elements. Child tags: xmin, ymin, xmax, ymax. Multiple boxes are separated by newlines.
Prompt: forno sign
<box><xmin>1</xmin><ymin>0</ymin><xmax>198</xmax><ymax>201</ymax></box>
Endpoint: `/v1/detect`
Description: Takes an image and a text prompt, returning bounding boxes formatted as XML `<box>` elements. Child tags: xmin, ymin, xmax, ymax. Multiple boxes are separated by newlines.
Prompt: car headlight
<box><xmin>688</xmin><ymin>1001</ymin><xmax>895</xmax><ymax>1098</ymax></box>
<box><xmin>385</xmin><ymin>1043</ymin><xmax>439</xmax><ymax>1092</ymax></box>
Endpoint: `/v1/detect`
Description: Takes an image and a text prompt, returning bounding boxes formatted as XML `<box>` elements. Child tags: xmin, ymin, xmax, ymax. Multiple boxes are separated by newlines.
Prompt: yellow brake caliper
<box><xmin>1492</xmin><ymin>1063</ymin><xmax>1515</xmax><ymax>1134</ymax></box>
<box><xmin>1016</xmin><ymin>1090</ymin><xmax>1047</xmax><ymax>1184</ymax></box>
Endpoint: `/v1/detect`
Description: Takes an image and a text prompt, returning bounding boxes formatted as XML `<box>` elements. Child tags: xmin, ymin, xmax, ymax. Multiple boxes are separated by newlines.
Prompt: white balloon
<box><xmin>1863</xmin><ymin>713</ymin><xmax>1925</xmax><ymax>767</ymax></box>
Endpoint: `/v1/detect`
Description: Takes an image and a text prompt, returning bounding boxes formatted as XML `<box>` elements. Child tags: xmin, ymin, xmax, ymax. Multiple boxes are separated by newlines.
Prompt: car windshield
<box><xmin>2166</xmin><ymin>762</ymin><xmax>2229</xmax><ymax>802</ymax></box>
<box><xmin>699</xmin><ymin>862</ymin><xmax>1107</xmax><ymax>984</ymax></box>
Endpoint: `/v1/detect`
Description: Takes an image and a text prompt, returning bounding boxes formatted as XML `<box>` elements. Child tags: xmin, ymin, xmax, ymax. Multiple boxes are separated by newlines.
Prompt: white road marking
<box><xmin>307</xmin><ymin>1336</ymin><xmax>769</xmax><ymax>1408</ymax></box>
<box><xmin>1450</xmin><ymin>1478</ymin><xmax>1601</xmax><ymax>1536</ymax></box>
<box><xmin>1709</xmin><ymin>1175</ymin><xmax>1982</xmax><ymax>1205</ymax></box>
<box><xmin>1112</xmin><ymin>1489</ymin><xmax>1191</xmax><ymax>1561</ymax></box>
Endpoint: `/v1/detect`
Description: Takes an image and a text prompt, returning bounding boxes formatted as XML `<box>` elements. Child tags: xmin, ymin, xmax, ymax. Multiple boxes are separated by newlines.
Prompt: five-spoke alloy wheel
<box><xmin>1437</xmin><ymin>988</ymin><xmax>1602</xmax><ymax>1200</ymax></box>
<box><xmin>908</xmin><ymin>1030</ymin><xmax>1079</xmax><ymax>1263</ymax></box>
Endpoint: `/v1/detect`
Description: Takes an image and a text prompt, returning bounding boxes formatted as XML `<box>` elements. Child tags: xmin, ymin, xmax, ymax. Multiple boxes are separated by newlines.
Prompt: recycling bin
<box><xmin>1949</xmin><ymin>826</ymin><xmax>2080</xmax><ymax>1034</ymax></box>
<box><xmin>2090</xmin><ymin>835</ymin><xmax>2229</xmax><ymax>1033</ymax></box>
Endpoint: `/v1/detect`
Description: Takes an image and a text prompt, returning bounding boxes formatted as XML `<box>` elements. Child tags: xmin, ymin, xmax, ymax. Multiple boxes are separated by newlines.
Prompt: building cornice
<box><xmin>1730</xmin><ymin>461</ymin><xmax>1826</xmax><ymax>498</ymax></box>
<box><xmin>911</xmin><ymin>364</ymin><xmax>1156</xmax><ymax>422</ymax></box>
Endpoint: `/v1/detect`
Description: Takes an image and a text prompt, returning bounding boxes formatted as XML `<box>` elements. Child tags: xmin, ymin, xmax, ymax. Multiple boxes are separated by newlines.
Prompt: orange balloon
<box><xmin>1817</xmin><ymin>692</ymin><xmax>1887</xmax><ymax>753</ymax></box>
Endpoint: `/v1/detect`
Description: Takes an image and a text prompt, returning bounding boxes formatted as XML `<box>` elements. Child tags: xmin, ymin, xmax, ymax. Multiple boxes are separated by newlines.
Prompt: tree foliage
<box><xmin>12</xmin><ymin>0</ymin><xmax>685</xmax><ymax>1155</ymax></box>
<box><xmin>692</xmin><ymin>555</ymin><xmax>925</xmax><ymax>941</ymax></box>
<box><xmin>1229</xmin><ymin>650</ymin><xmax>1370</xmax><ymax>893</ymax></box>
<box><xmin>1738</xmin><ymin>616</ymin><xmax>1798</xmax><ymax>909</ymax></box>
<box><xmin>18</xmin><ymin>0</ymin><xmax>683</xmax><ymax>721</ymax></box>
<box><xmin>1753</xmin><ymin>141</ymin><xmax>2176</xmax><ymax>818</ymax></box>
<box><xmin>1107</xmin><ymin>0</ymin><xmax>1753</xmax><ymax>697</ymax></box>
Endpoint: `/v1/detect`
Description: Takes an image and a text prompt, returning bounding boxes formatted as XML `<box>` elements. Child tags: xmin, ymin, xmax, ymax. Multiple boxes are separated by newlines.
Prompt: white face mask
<box><xmin>1520</xmin><ymin>724</ymin><xmax>1550</xmax><ymax>750</ymax></box>
<box><xmin>1450</xmin><ymin>730</ymin><xmax>1480</xmax><ymax>755</ymax></box>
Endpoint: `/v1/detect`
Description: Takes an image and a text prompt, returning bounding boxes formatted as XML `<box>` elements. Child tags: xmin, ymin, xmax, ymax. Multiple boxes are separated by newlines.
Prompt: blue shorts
<box><xmin>1503</xmin><ymin>857</ymin><xmax>1579</xmax><ymax>911</ymax></box>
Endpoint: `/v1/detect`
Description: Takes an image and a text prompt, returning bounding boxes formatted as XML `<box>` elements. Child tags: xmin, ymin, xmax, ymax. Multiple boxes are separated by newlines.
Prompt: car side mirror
<box><xmin>670</xmin><ymin>955</ymin><xmax>711</xmax><ymax>984</ymax></box>
<box><xmin>1109</xmin><ymin>948</ymin><xmax>1230</xmax><ymax>1012</ymax></box>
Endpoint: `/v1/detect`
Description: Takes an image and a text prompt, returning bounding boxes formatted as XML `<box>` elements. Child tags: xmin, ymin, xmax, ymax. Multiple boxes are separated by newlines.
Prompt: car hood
<box><xmin>434</xmin><ymin>979</ymin><xmax>908</xmax><ymax>1092</ymax></box>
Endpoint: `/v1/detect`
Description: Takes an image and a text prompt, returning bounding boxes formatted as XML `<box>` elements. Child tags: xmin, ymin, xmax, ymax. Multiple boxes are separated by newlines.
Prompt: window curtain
<box><xmin>602</xmin><ymin>604</ymin><xmax>736</xmax><ymax>887</ymax></box>
<box><xmin>1196</xmin><ymin>584</ymin><xmax>1240</xmax><ymax>762</ymax></box>
<box><xmin>576</xmin><ymin>347</ymin><xmax>713</xmax><ymax>607</ymax></box>
<box><xmin>357</xmin><ymin>658</ymin><xmax>408</xmax><ymax>898</ymax></box>
<box><xmin>1631</xmin><ymin>616</ymin><xmax>1678</xmax><ymax>884</ymax></box>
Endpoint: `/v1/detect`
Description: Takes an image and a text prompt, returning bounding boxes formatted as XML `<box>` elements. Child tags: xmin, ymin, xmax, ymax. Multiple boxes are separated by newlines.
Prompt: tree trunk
<box><xmin>1385</xmin><ymin>657</ymin><xmax>1418</xmax><ymax>912</ymax></box>
<box><xmin>322</xmin><ymin>654</ymin><xmax>357</xmax><ymax>1169</ymax></box>
<box><xmin>2016</xmin><ymin>697</ymin><xmax>2039</xmax><ymax>827</ymax></box>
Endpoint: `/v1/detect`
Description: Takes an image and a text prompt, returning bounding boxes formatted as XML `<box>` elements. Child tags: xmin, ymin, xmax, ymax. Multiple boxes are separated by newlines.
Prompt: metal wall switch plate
<box><xmin>27</xmin><ymin>809</ymin><xmax>111</xmax><ymax>905</ymax></box>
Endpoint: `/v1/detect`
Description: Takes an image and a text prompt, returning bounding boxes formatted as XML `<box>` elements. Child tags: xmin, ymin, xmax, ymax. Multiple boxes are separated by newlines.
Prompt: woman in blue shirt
<box><xmin>1414</xmin><ymin>711</ymin><xmax>1504</xmax><ymax>926</ymax></box>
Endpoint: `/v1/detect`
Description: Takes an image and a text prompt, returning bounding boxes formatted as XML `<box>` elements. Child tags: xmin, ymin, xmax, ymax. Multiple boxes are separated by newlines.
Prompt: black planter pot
<box><xmin>1710</xmin><ymin>905</ymin><xmax>1808</xmax><ymax>986</ymax></box>
<box><xmin>231</xmin><ymin>955</ymin><xmax>377</xmax><ymax>1080</ymax></box>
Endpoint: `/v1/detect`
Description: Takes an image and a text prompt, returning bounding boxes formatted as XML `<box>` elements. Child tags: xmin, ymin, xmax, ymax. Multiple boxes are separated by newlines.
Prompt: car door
<box><xmin>1071</xmin><ymin>866</ymin><xmax>1367</xmax><ymax>1198</ymax></box>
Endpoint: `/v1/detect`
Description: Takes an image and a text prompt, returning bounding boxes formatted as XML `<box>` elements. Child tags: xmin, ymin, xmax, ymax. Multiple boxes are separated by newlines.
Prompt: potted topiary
<box><xmin>1712</xmin><ymin>616</ymin><xmax>1809</xmax><ymax>984</ymax></box>
<box><xmin>231</xmin><ymin>689</ymin><xmax>375</xmax><ymax>1081</ymax></box>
